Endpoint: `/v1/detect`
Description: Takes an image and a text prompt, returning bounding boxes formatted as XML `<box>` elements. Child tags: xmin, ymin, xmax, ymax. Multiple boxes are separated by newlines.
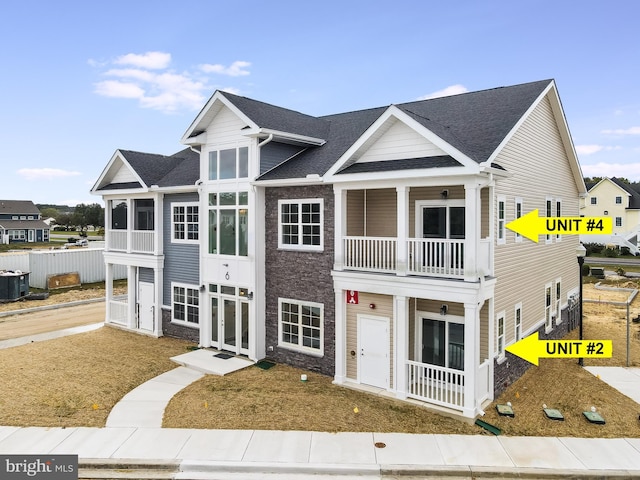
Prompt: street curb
<box><xmin>0</xmin><ymin>297</ymin><xmax>107</xmax><ymax>318</ymax></box>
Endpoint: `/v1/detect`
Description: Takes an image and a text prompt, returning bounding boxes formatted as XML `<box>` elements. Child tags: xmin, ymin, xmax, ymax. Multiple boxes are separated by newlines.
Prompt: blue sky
<box><xmin>0</xmin><ymin>0</ymin><xmax>638</xmax><ymax>206</ymax></box>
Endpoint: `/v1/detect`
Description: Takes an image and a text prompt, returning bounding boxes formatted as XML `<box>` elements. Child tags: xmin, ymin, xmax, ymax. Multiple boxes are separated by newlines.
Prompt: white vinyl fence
<box><xmin>0</xmin><ymin>248</ymin><xmax>126</xmax><ymax>289</ymax></box>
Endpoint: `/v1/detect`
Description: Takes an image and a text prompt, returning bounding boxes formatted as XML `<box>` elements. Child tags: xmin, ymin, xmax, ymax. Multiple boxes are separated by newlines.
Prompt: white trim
<box><xmin>497</xmin><ymin>195</ymin><xmax>506</xmax><ymax>245</ymax></box>
<box><xmin>277</xmin><ymin>297</ymin><xmax>324</xmax><ymax>356</ymax></box>
<box><xmin>171</xmin><ymin>202</ymin><xmax>199</xmax><ymax>244</ymax></box>
<box><xmin>514</xmin><ymin>302</ymin><xmax>522</xmax><ymax>341</ymax></box>
<box><xmin>277</xmin><ymin>198</ymin><xmax>324</xmax><ymax>251</ymax></box>
<box><xmin>171</xmin><ymin>282</ymin><xmax>201</xmax><ymax>328</ymax></box>
<box><xmin>496</xmin><ymin>310</ymin><xmax>505</xmax><ymax>360</ymax></box>
<box><xmin>544</xmin><ymin>282</ymin><xmax>553</xmax><ymax>333</ymax></box>
<box><xmin>91</xmin><ymin>150</ymin><xmax>148</xmax><ymax>194</ymax></box>
<box><xmin>242</xmin><ymin>127</ymin><xmax>326</xmax><ymax>146</ymax></box>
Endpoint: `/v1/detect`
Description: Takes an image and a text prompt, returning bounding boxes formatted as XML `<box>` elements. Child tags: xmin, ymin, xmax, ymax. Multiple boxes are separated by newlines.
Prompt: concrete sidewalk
<box><xmin>1</xmin><ymin>426</ymin><xmax>640</xmax><ymax>478</ymax></box>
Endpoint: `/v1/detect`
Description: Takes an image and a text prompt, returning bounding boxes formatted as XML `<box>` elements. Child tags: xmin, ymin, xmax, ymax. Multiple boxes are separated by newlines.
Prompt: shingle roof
<box><xmin>254</xmin><ymin>79</ymin><xmax>552</xmax><ymax>181</ymax></box>
<box><xmin>0</xmin><ymin>219</ymin><xmax>49</xmax><ymax>230</ymax></box>
<box><xmin>0</xmin><ymin>200</ymin><xmax>41</xmax><ymax>215</ymax></box>
<box><xmin>98</xmin><ymin>148</ymin><xmax>200</xmax><ymax>191</ymax></box>
<box><xmin>610</xmin><ymin>177</ymin><xmax>640</xmax><ymax>209</ymax></box>
<box><xmin>338</xmin><ymin>156</ymin><xmax>461</xmax><ymax>174</ymax></box>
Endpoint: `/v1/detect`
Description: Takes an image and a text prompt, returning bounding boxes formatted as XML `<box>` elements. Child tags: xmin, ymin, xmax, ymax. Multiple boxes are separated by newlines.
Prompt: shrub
<box><xmin>621</xmin><ymin>246</ymin><xmax>631</xmax><ymax>256</ymax></box>
<box><xmin>584</xmin><ymin>243</ymin><xmax>605</xmax><ymax>256</ymax></box>
<box><xmin>581</xmin><ymin>264</ymin><xmax>591</xmax><ymax>277</ymax></box>
<box><xmin>603</xmin><ymin>247</ymin><xmax>618</xmax><ymax>258</ymax></box>
<box><xmin>616</xmin><ymin>267</ymin><xmax>626</xmax><ymax>276</ymax></box>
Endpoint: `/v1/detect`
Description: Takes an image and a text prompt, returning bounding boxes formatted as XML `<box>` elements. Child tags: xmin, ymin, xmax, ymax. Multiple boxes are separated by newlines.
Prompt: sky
<box><xmin>0</xmin><ymin>0</ymin><xmax>638</xmax><ymax>206</ymax></box>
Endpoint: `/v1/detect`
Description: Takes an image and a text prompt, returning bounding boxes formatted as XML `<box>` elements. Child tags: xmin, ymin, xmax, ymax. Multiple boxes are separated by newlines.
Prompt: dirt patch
<box><xmin>0</xmin><ymin>285</ymin><xmax>127</xmax><ymax>313</ymax></box>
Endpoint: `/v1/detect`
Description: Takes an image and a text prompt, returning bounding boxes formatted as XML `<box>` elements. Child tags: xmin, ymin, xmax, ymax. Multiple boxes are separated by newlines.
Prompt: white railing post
<box><xmin>396</xmin><ymin>186</ymin><xmax>409</xmax><ymax>276</ymax></box>
<box><xmin>334</xmin><ymin>187</ymin><xmax>347</xmax><ymax>271</ymax></box>
<box><xmin>334</xmin><ymin>289</ymin><xmax>346</xmax><ymax>384</ymax></box>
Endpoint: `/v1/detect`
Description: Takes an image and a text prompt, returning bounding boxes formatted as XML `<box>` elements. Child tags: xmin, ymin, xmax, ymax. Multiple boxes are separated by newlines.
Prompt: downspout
<box><xmin>258</xmin><ymin>134</ymin><xmax>274</xmax><ymax>148</ymax></box>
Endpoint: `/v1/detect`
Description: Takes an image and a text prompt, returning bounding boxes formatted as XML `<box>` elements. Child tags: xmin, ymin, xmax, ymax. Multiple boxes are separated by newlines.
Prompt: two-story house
<box><xmin>0</xmin><ymin>200</ymin><xmax>50</xmax><ymax>244</ymax></box>
<box><xmin>92</xmin><ymin>79</ymin><xmax>586</xmax><ymax>419</ymax></box>
<box><xmin>580</xmin><ymin>177</ymin><xmax>640</xmax><ymax>254</ymax></box>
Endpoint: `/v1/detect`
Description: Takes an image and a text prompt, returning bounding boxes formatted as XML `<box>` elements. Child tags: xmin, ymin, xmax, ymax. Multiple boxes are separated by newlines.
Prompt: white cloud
<box><xmin>601</xmin><ymin>126</ymin><xmax>640</xmax><ymax>135</ymax></box>
<box><xmin>575</xmin><ymin>144</ymin><xmax>622</xmax><ymax>155</ymax></box>
<box><xmin>17</xmin><ymin>168</ymin><xmax>82</xmax><ymax>181</ymax></box>
<box><xmin>417</xmin><ymin>84</ymin><xmax>468</xmax><ymax>100</ymax></box>
<box><xmin>221</xmin><ymin>86</ymin><xmax>241</xmax><ymax>95</ymax></box>
<box><xmin>92</xmin><ymin>53</ymin><xmax>252</xmax><ymax>113</ymax></box>
<box><xmin>94</xmin><ymin>80</ymin><xmax>145</xmax><ymax>99</ymax></box>
<box><xmin>115</xmin><ymin>51</ymin><xmax>171</xmax><ymax>69</ymax></box>
<box><xmin>200</xmin><ymin>61</ymin><xmax>251</xmax><ymax>77</ymax></box>
<box><xmin>581</xmin><ymin>162</ymin><xmax>640</xmax><ymax>181</ymax></box>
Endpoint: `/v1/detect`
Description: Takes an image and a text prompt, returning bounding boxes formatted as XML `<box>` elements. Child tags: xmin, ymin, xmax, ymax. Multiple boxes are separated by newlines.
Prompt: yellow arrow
<box><xmin>505</xmin><ymin>332</ymin><xmax>612</xmax><ymax>366</ymax></box>
<box><xmin>505</xmin><ymin>209</ymin><xmax>612</xmax><ymax>243</ymax></box>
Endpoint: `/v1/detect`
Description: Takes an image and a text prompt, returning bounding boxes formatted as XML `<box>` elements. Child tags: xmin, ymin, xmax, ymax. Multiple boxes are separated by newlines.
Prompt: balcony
<box><xmin>107</xmin><ymin>230</ymin><xmax>155</xmax><ymax>254</ymax></box>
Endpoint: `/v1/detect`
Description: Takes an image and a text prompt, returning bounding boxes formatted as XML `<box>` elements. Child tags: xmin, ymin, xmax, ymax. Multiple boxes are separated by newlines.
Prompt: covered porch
<box><xmin>334</xmin><ymin>182</ymin><xmax>492</xmax><ymax>281</ymax></box>
<box><xmin>333</xmin><ymin>282</ymin><xmax>494</xmax><ymax>418</ymax></box>
<box><xmin>105</xmin><ymin>196</ymin><xmax>161</xmax><ymax>255</ymax></box>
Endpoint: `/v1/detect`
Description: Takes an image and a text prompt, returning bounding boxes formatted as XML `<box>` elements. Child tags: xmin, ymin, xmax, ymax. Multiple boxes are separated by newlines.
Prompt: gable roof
<box><xmin>0</xmin><ymin>200</ymin><xmax>41</xmax><ymax>215</ymax></box>
<box><xmin>610</xmin><ymin>177</ymin><xmax>640</xmax><ymax>209</ymax></box>
<box><xmin>94</xmin><ymin>148</ymin><xmax>199</xmax><ymax>192</ymax></box>
<box><xmin>253</xmin><ymin>79</ymin><xmax>553</xmax><ymax>181</ymax></box>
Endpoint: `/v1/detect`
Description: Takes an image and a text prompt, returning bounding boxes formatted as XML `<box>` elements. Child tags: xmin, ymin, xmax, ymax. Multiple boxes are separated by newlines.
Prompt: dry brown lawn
<box><xmin>2</xmin><ymin>279</ymin><xmax>640</xmax><ymax>436</ymax></box>
<box><xmin>0</xmin><ymin>327</ymin><xmax>193</xmax><ymax>427</ymax></box>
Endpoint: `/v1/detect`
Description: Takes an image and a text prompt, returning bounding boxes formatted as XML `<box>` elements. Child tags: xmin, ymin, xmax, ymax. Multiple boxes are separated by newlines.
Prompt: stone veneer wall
<box><xmin>264</xmin><ymin>184</ymin><xmax>335</xmax><ymax>376</ymax></box>
<box><xmin>493</xmin><ymin>306</ymin><xmax>571</xmax><ymax>398</ymax></box>
<box><xmin>161</xmin><ymin>308</ymin><xmax>200</xmax><ymax>343</ymax></box>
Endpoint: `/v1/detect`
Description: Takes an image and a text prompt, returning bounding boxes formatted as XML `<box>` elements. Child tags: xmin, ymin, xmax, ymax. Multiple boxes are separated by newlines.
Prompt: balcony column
<box><xmin>334</xmin><ymin>187</ymin><xmax>347</xmax><ymax>271</ymax></box>
<box><xmin>396</xmin><ymin>186</ymin><xmax>409</xmax><ymax>275</ymax></box>
<box><xmin>154</xmin><ymin>193</ymin><xmax>163</xmax><ymax>256</ymax></box>
<box><xmin>105</xmin><ymin>262</ymin><xmax>113</xmax><ymax>323</ymax></box>
<box><xmin>333</xmin><ymin>289</ymin><xmax>346</xmax><ymax>384</ymax></box>
<box><xmin>463</xmin><ymin>302</ymin><xmax>479</xmax><ymax>418</ymax></box>
<box><xmin>394</xmin><ymin>295</ymin><xmax>409</xmax><ymax>399</ymax></box>
<box><xmin>464</xmin><ymin>183</ymin><xmax>480</xmax><ymax>281</ymax></box>
<box><xmin>126</xmin><ymin>198</ymin><xmax>133</xmax><ymax>254</ymax></box>
<box><xmin>105</xmin><ymin>199</ymin><xmax>112</xmax><ymax>250</ymax></box>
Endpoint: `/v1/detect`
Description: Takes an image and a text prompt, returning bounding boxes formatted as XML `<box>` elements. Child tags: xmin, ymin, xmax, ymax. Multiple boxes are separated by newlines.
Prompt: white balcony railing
<box><xmin>407</xmin><ymin>238</ymin><xmax>464</xmax><ymax>277</ymax></box>
<box><xmin>106</xmin><ymin>229</ymin><xmax>155</xmax><ymax>253</ymax></box>
<box><xmin>343</xmin><ymin>236</ymin><xmax>397</xmax><ymax>273</ymax></box>
<box><xmin>406</xmin><ymin>360</ymin><xmax>465</xmax><ymax>409</ymax></box>
<box><xmin>109</xmin><ymin>299</ymin><xmax>128</xmax><ymax>325</ymax></box>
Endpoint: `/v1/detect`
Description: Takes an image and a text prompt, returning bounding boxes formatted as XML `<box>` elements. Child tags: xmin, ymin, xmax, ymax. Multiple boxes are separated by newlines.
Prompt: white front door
<box><xmin>358</xmin><ymin>315</ymin><xmax>389</xmax><ymax>389</ymax></box>
<box><xmin>210</xmin><ymin>290</ymin><xmax>249</xmax><ymax>355</ymax></box>
<box><xmin>138</xmin><ymin>281</ymin><xmax>154</xmax><ymax>331</ymax></box>
<box><xmin>28</xmin><ymin>230</ymin><xmax>34</xmax><ymax>242</ymax></box>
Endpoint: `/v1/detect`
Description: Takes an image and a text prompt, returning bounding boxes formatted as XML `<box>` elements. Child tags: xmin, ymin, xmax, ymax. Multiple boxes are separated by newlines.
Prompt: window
<box><xmin>514</xmin><ymin>304</ymin><xmax>522</xmax><ymax>341</ymax></box>
<box><xmin>43</xmin><ymin>229</ymin><xmax>49</xmax><ymax>241</ymax></box>
<box><xmin>134</xmin><ymin>199</ymin><xmax>154</xmax><ymax>230</ymax></box>
<box><xmin>555</xmin><ymin>199</ymin><xmax>562</xmax><ymax>241</ymax></box>
<box><xmin>545</xmin><ymin>283</ymin><xmax>552</xmax><ymax>331</ymax></box>
<box><xmin>615</xmin><ymin>196</ymin><xmax>623</xmax><ymax>204</ymax></box>
<box><xmin>278</xmin><ymin>199</ymin><xmax>324</xmax><ymax>250</ymax></box>
<box><xmin>172</xmin><ymin>284</ymin><xmax>199</xmax><ymax>326</ymax></box>
<box><xmin>590</xmin><ymin>197</ymin><xmax>597</xmax><ymax>205</ymax></box>
<box><xmin>208</xmin><ymin>192</ymin><xmax>248</xmax><ymax>256</ymax></box>
<box><xmin>208</xmin><ymin>146</ymin><xmax>249</xmax><ymax>180</ymax></box>
<box><xmin>616</xmin><ymin>217</ymin><xmax>623</xmax><ymax>227</ymax></box>
<box><xmin>9</xmin><ymin>230</ymin><xmax>25</xmax><ymax>240</ymax></box>
<box><xmin>555</xmin><ymin>279</ymin><xmax>562</xmax><ymax>323</ymax></box>
<box><xmin>111</xmin><ymin>200</ymin><xmax>127</xmax><ymax>230</ymax></box>
<box><xmin>546</xmin><ymin>197</ymin><xmax>553</xmax><ymax>243</ymax></box>
<box><xmin>497</xmin><ymin>196</ymin><xmax>506</xmax><ymax>245</ymax></box>
<box><xmin>421</xmin><ymin>317</ymin><xmax>465</xmax><ymax>371</ymax></box>
<box><xmin>497</xmin><ymin>312</ymin><xmax>505</xmax><ymax>358</ymax></box>
<box><xmin>172</xmin><ymin>203</ymin><xmax>199</xmax><ymax>243</ymax></box>
<box><xmin>514</xmin><ymin>198</ymin><xmax>523</xmax><ymax>242</ymax></box>
<box><xmin>278</xmin><ymin>298</ymin><xmax>324</xmax><ymax>355</ymax></box>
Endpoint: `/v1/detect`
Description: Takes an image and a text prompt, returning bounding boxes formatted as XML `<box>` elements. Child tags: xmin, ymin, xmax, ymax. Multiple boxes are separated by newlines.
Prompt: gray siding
<box><xmin>260</xmin><ymin>142</ymin><xmax>305</xmax><ymax>175</ymax></box>
<box><xmin>163</xmin><ymin>193</ymin><xmax>200</xmax><ymax>305</ymax></box>
<box><xmin>139</xmin><ymin>267</ymin><xmax>154</xmax><ymax>284</ymax></box>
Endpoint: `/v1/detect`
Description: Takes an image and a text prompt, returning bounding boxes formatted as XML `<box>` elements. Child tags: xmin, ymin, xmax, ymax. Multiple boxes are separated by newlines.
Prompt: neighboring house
<box><xmin>0</xmin><ymin>200</ymin><xmax>50</xmax><ymax>244</ymax></box>
<box><xmin>92</xmin><ymin>79</ymin><xmax>586</xmax><ymax>419</ymax></box>
<box><xmin>580</xmin><ymin>177</ymin><xmax>640</xmax><ymax>253</ymax></box>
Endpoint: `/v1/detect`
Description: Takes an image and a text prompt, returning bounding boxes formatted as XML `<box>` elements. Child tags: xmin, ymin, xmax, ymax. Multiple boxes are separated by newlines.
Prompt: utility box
<box><xmin>0</xmin><ymin>271</ymin><xmax>29</xmax><ymax>302</ymax></box>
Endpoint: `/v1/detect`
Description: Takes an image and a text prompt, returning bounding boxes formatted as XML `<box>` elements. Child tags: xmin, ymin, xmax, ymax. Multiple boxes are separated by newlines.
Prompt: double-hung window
<box><xmin>514</xmin><ymin>304</ymin><xmax>522</xmax><ymax>341</ymax></box>
<box><xmin>172</xmin><ymin>203</ymin><xmax>199</xmax><ymax>243</ymax></box>
<box><xmin>497</xmin><ymin>196</ymin><xmax>506</xmax><ymax>245</ymax></box>
<box><xmin>514</xmin><ymin>198</ymin><xmax>523</xmax><ymax>243</ymax></box>
<box><xmin>278</xmin><ymin>298</ymin><xmax>324</xmax><ymax>355</ymax></box>
<box><xmin>278</xmin><ymin>199</ymin><xmax>323</xmax><ymax>251</ymax></box>
<box><xmin>172</xmin><ymin>283</ymin><xmax>199</xmax><ymax>326</ymax></box>
<box><xmin>545</xmin><ymin>283</ymin><xmax>552</xmax><ymax>330</ymax></box>
<box><xmin>497</xmin><ymin>312</ymin><xmax>505</xmax><ymax>358</ymax></box>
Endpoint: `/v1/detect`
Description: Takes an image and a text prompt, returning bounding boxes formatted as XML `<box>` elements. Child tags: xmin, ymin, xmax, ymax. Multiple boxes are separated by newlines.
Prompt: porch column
<box><xmin>105</xmin><ymin>262</ymin><xmax>113</xmax><ymax>324</ymax></box>
<box><xmin>334</xmin><ymin>289</ymin><xmax>346</xmax><ymax>384</ymax></box>
<box><xmin>334</xmin><ymin>187</ymin><xmax>347</xmax><ymax>271</ymax></box>
<box><xmin>105</xmin><ymin>200</ymin><xmax>112</xmax><ymax>251</ymax></box>
<box><xmin>463</xmin><ymin>302</ymin><xmax>479</xmax><ymax>417</ymax></box>
<box><xmin>394</xmin><ymin>295</ymin><xmax>409</xmax><ymax>399</ymax></box>
<box><xmin>154</xmin><ymin>266</ymin><xmax>163</xmax><ymax>337</ymax></box>
<box><xmin>126</xmin><ymin>199</ymin><xmax>133</xmax><ymax>254</ymax></box>
<box><xmin>396</xmin><ymin>186</ymin><xmax>409</xmax><ymax>276</ymax></box>
<box><xmin>464</xmin><ymin>183</ymin><xmax>480</xmax><ymax>281</ymax></box>
<box><xmin>127</xmin><ymin>265</ymin><xmax>136</xmax><ymax>329</ymax></box>
<box><xmin>154</xmin><ymin>193</ymin><xmax>163</xmax><ymax>256</ymax></box>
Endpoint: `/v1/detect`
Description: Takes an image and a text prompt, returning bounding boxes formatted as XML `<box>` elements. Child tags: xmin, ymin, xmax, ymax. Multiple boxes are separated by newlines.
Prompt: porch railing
<box><xmin>106</xmin><ymin>230</ymin><xmax>155</xmax><ymax>253</ymax></box>
<box><xmin>406</xmin><ymin>360</ymin><xmax>465</xmax><ymax>409</ymax></box>
<box><xmin>477</xmin><ymin>360</ymin><xmax>491</xmax><ymax>404</ymax></box>
<box><xmin>407</xmin><ymin>238</ymin><xmax>464</xmax><ymax>277</ymax></box>
<box><xmin>108</xmin><ymin>299</ymin><xmax>128</xmax><ymax>325</ymax></box>
<box><xmin>343</xmin><ymin>236</ymin><xmax>397</xmax><ymax>273</ymax></box>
